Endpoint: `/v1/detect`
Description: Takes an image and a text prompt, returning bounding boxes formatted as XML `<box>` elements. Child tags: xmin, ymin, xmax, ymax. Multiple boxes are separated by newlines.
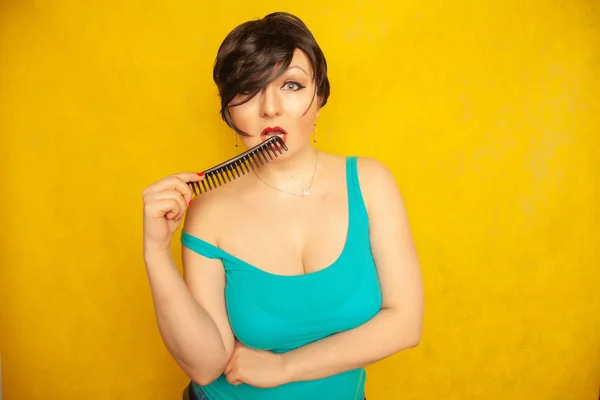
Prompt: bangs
<box><xmin>224</xmin><ymin>46</ymin><xmax>295</xmax><ymax>108</ymax></box>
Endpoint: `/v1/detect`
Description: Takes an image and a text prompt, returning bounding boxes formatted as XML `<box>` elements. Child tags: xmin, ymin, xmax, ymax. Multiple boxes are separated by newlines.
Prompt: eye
<box><xmin>282</xmin><ymin>81</ymin><xmax>305</xmax><ymax>91</ymax></box>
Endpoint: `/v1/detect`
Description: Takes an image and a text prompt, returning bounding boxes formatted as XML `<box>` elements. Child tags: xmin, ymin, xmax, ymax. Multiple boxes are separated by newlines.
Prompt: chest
<box><xmin>223</xmin><ymin>223</ymin><xmax>382</xmax><ymax>352</ymax></box>
<box><xmin>217</xmin><ymin>186</ymin><xmax>350</xmax><ymax>276</ymax></box>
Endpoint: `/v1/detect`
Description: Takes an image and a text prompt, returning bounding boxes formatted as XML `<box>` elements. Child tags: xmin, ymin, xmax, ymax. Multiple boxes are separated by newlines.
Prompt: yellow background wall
<box><xmin>1</xmin><ymin>1</ymin><xmax>598</xmax><ymax>399</ymax></box>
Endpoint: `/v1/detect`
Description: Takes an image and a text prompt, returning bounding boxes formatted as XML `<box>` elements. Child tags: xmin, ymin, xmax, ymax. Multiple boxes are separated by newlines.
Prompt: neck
<box><xmin>255</xmin><ymin>145</ymin><xmax>318</xmax><ymax>186</ymax></box>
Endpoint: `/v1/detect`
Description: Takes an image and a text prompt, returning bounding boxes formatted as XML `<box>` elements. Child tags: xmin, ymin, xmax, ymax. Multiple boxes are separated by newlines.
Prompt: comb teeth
<box><xmin>187</xmin><ymin>136</ymin><xmax>288</xmax><ymax>196</ymax></box>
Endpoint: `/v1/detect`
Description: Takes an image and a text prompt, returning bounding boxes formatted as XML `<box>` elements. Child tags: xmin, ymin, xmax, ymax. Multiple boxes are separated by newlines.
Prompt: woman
<box><xmin>142</xmin><ymin>12</ymin><xmax>423</xmax><ymax>400</ymax></box>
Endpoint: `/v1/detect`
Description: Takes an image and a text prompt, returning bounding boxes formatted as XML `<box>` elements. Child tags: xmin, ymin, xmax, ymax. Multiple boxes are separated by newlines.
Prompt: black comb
<box><xmin>187</xmin><ymin>135</ymin><xmax>288</xmax><ymax>196</ymax></box>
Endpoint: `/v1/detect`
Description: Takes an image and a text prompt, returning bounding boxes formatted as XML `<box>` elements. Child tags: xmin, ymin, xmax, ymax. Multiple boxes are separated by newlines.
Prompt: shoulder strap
<box><xmin>346</xmin><ymin>156</ymin><xmax>369</xmax><ymax>225</ymax></box>
<box><xmin>181</xmin><ymin>231</ymin><xmax>226</xmax><ymax>260</ymax></box>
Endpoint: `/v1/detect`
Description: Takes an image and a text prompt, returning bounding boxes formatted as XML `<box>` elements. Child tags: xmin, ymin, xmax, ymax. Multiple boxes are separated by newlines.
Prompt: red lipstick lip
<box><xmin>260</xmin><ymin>126</ymin><xmax>288</xmax><ymax>143</ymax></box>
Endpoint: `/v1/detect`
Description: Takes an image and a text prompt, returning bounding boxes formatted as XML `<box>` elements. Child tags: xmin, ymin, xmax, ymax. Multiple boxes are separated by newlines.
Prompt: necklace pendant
<box><xmin>301</xmin><ymin>188</ymin><xmax>311</xmax><ymax>196</ymax></box>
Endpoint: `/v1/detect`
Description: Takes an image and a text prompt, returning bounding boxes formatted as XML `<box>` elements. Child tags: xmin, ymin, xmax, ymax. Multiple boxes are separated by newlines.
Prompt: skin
<box><xmin>142</xmin><ymin>48</ymin><xmax>424</xmax><ymax>389</ymax></box>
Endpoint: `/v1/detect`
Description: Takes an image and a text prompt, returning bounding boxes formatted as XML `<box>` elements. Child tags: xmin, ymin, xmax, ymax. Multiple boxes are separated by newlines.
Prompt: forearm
<box><xmin>282</xmin><ymin>308</ymin><xmax>421</xmax><ymax>382</ymax></box>
<box><xmin>144</xmin><ymin>249</ymin><xmax>228</xmax><ymax>383</ymax></box>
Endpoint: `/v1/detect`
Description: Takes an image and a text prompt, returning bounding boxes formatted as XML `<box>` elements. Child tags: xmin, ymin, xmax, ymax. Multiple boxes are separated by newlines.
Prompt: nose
<box><xmin>259</xmin><ymin>86</ymin><xmax>281</xmax><ymax>118</ymax></box>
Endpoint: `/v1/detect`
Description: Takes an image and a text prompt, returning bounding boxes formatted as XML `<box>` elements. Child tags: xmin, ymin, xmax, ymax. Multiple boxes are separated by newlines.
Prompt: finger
<box><xmin>145</xmin><ymin>173</ymin><xmax>205</xmax><ymax>205</ymax></box>
<box><xmin>161</xmin><ymin>199</ymin><xmax>182</xmax><ymax>221</ymax></box>
<box><xmin>158</xmin><ymin>176</ymin><xmax>198</xmax><ymax>207</ymax></box>
<box><xmin>172</xmin><ymin>171</ymin><xmax>206</xmax><ymax>184</ymax></box>
<box><xmin>146</xmin><ymin>191</ymin><xmax>187</xmax><ymax>218</ymax></box>
<box><xmin>145</xmin><ymin>194</ymin><xmax>185</xmax><ymax>220</ymax></box>
<box><xmin>158</xmin><ymin>190</ymin><xmax>189</xmax><ymax>219</ymax></box>
<box><xmin>225</xmin><ymin>370</ymin><xmax>238</xmax><ymax>385</ymax></box>
<box><xmin>169</xmin><ymin>176</ymin><xmax>199</xmax><ymax>206</ymax></box>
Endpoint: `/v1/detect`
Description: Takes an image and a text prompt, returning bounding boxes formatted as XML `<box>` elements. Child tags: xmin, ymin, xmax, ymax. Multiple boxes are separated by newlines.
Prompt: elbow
<box><xmin>384</xmin><ymin>306</ymin><xmax>423</xmax><ymax>351</ymax></box>
<box><xmin>392</xmin><ymin>332</ymin><xmax>420</xmax><ymax>352</ymax></box>
<box><xmin>394</xmin><ymin>320</ymin><xmax>422</xmax><ymax>351</ymax></box>
<box><xmin>190</xmin><ymin>373</ymin><xmax>215</xmax><ymax>387</ymax></box>
<box><xmin>181</xmin><ymin>343</ymin><xmax>232</xmax><ymax>386</ymax></box>
<box><xmin>404</xmin><ymin>319</ymin><xmax>423</xmax><ymax>349</ymax></box>
<box><xmin>184</xmin><ymin>356</ymin><xmax>229</xmax><ymax>387</ymax></box>
<box><xmin>189</xmin><ymin>366</ymin><xmax>224</xmax><ymax>387</ymax></box>
<box><xmin>407</xmin><ymin>323</ymin><xmax>423</xmax><ymax>348</ymax></box>
<box><xmin>405</xmin><ymin>332</ymin><xmax>421</xmax><ymax>349</ymax></box>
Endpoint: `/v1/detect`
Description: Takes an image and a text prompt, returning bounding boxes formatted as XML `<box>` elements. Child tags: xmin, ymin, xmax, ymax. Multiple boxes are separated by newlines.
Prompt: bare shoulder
<box><xmin>356</xmin><ymin>156</ymin><xmax>395</xmax><ymax>179</ymax></box>
<box><xmin>355</xmin><ymin>157</ymin><xmax>402</xmax><ymax>211</ymax></box>
<box><xmin>182</xmin><ymin>184</ymin><xmax>237</xmax><ymax>243</ymax></box>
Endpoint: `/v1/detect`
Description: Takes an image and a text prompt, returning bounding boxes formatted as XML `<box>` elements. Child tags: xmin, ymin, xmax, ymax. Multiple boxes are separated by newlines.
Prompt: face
<box><xmin>227</xmin><ymin>49</ymin><xmax>320</xmax><ymax>156</ymax></box>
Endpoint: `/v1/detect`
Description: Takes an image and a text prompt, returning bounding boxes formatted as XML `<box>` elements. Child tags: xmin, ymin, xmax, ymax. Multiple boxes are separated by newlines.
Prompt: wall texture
<box><xmin>0</xmin><ymin>1</ymin><xmax>598</xmax><ymax>399</ymax></box>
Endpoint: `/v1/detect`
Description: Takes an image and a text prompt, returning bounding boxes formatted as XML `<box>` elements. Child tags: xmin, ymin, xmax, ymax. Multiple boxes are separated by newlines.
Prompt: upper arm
<box><xmin>181</xmin><ymin>199</ymin><xmax>235</xmax><ymax>358</ymax></box>
<box><xmin>358</xmin><ymin>157</ymin><xmax>424</xmax><ymax>340</ymax></box>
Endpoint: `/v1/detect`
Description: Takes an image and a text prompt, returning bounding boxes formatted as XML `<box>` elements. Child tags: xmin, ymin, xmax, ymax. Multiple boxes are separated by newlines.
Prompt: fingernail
<box><xmin>198</xmin><ymin>172</ymin><xmax>204</xmax><ymax>178</ymax></box>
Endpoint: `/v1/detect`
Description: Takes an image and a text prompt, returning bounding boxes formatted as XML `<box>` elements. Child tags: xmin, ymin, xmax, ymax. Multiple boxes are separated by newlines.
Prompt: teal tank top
<box><xmin>181</xmin><ymin>156</ymin><xmax>382</xmax><ymax>400</ymax></box>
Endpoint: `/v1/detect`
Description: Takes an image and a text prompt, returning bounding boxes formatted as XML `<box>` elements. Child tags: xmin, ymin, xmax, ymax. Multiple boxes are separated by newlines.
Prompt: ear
<box><xmin>316</xmin><ymin>95</ymin><xmax>324</xmax><ymax>118</ymax></box>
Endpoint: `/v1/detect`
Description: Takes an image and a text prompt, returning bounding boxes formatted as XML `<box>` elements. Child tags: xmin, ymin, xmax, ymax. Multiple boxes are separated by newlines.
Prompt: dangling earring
<box><xmin>312</xmin><ymin>123</ymin><xmax>317</xmax><ymax>143</ymax></box>
<box><xmin>234</xmin><ymin>133</ymin><xmax>239</xmax><ymax>147</ymax></box>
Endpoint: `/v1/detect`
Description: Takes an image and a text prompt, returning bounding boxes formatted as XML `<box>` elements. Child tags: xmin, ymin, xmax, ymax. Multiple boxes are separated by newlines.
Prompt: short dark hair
<box><xmin>212</xmin><ymin>12</ymin><xmax>330</xmax><ymax>136</ymax></box>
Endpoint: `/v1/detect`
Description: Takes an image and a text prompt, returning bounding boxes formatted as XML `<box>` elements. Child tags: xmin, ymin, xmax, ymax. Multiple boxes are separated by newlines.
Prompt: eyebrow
<box><xmin>287</xmin><ymin>65</ymin><xmax>309</xmax><ymax>77</ymax></box>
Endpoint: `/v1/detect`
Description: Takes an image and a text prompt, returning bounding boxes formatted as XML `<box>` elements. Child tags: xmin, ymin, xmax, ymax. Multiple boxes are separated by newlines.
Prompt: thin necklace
<box><xmin>253</xmin><ymin>152</ymin><xmax>319</xmax><ymax>197</ymax></box>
